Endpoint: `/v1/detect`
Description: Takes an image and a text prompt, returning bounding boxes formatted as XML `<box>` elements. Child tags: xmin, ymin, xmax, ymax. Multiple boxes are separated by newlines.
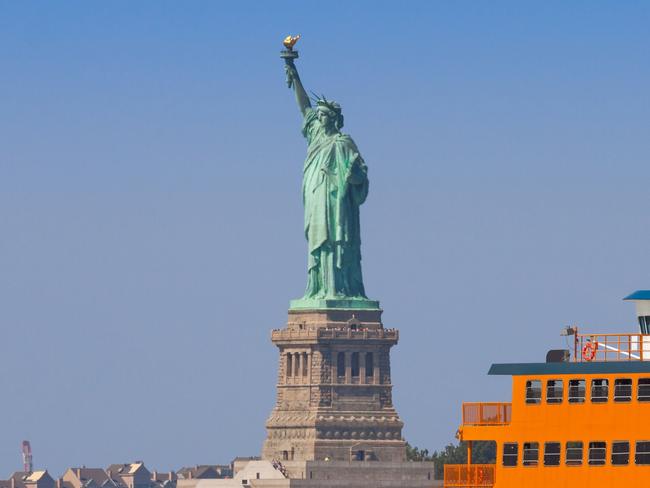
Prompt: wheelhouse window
<box><xmin>525</xmin><ymin>380</ymin><xmax>542</xmax><ymax>404</ymax></box>
<box><xmin>639</xmin><ymin>316</ymin><xmax>650</xmax><ymax>334</ymax></box>
<box><xmin>588</xmin><ymin>442</ymin><xmax>606</xmax><ymax>465</ymax></box>
<box><xmin>636</xmin><ymin>441</ymin><xmax>650</xmax><ymax>465</ymax></box>
<box><xmin>543</xmin><ymin>442</ymin><xmax>560</xmax><ymax>466</ymax></box>
<box><xmin>502</xmin><ymin>443</ymin><xmax>518</xmax><ymax>467</ymax></box>
<box><xmin>546</xmin><ymin>379</ymin><xmax>563</xmax><ymax>404</ymax></box>
<box><xmin>568</xmin><ymin>379</ymin><xmax>586</xmax><ymax>403</ymax></box>
<box><xmin>614</xmin><ymin>378</ymin><xmax>632</xmax><ymax>402</ymax></box>
<box><xmin>566</xmin><ymin>441</ymin><xmax>583</xmax><ymax>466</ymax></box>
<box><xmin>611</xmin><ymin>441</ymin><xmax>629</xmax><ymax>465</ymax></box>
<box><xmin>523</xmin><ymin>442</ymin><xmax>539</xmax><ymax>466</ymax></box>
<box><xmin>638</xmin><ymin>378</ymin><xmax>650</xmax><ymax>402</ymax></box>
<box><xmin>590</xmin><ymin>379</ymin><xmax>609</xmax><ymax>403</ymax></box>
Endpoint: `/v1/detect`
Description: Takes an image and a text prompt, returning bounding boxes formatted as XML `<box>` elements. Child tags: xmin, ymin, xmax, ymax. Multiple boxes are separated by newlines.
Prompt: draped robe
<box><xmin>301</xmin><ymin>108</ymin><xmax>369</xmax><ymax>299</ymax></box>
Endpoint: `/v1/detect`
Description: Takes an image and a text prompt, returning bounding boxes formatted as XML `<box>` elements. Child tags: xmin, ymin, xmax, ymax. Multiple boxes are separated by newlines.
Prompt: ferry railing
<box><xmin>462</xmin><ymin>402</ymin><xmax>511</xmax><ymax>426</ymax></box>
<box><xmin>574</xmin><ymin>333</ymin><xmax>650</xmax><ymax>362</ymax></box>
<box><xmin>444</xmin><ymin>464</ymin><xmax>495</xmax><ymax>487</ymax></box>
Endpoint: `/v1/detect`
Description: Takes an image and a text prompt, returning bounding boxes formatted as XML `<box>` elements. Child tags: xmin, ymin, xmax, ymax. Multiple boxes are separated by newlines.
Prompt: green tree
<box><xmin>405</xmin><ymin>442</ymin><xmax>432</xmax><ymax>462</ymax></box>
<box><xmin>407</xmin><ymin>441</ymin><xmax>496</xmax><ymax>480</ymax></box>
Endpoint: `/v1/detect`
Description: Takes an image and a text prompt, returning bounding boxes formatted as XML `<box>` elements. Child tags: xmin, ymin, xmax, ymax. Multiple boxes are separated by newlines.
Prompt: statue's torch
<box><xmin>280</xmin><ymin>35</ymin><xmax>300</xmax><ymax>88</ymax></box>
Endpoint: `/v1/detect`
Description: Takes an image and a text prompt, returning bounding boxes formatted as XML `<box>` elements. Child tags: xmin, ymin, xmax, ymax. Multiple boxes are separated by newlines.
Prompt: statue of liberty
<box><xmin>282</xmin><ymin>37</ymin><xmax>375</xmax><ymax>307</ymax></box>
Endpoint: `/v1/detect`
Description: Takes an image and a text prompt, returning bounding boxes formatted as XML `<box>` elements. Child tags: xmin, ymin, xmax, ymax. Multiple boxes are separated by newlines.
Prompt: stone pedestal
<box><xmin>262</xmin><ymin>307</ymin><xmax>406</xmax><ymax>463</ymax></box>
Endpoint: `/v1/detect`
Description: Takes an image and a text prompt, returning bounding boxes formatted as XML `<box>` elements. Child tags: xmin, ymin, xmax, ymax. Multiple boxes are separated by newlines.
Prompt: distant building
<box><xmin>0</xmin><ymin>471</ymin><xmax>29</xmax><ymax>488</ymax></box>
<box><xmin>61</xmin><ymin>467</ymin><xmax>120</xmax><ymax>488</ymax></box>
<box><xmin>176</xmin><ymin>461</ymin><xmax>285</xmax><ymax>488</ymax></box>
<box><xmin>149</xmin><ymin>471</ymin><xmax>175</xmax><ymax>488</ymax></box>
<box><xmin>228</xmin><ymin>459</ymin><xmax>259</xmax><ymax>479</ymax></box>
<box><xmin>23</xmin><ymin>472</ymin><xmax>55</xmax><ymax>488</ymax></box>
<box><xmin>175</xmin><ymin>466</ymin><xmax>229</xmax><ymax>481</ymax></box>
<box><xmin>0</xmin><ymin>471</ymin><xmax>55</xmax><ymax>488</ymax></box>
<box><xmin>106</xmin><ymin>464</ymin><xmax>150</xmax><ymax>488</ymax></box>
<box><xmin>3</xmin><ymin>472</ymin><xmax>30</xmax><ymax>488</ymax></box>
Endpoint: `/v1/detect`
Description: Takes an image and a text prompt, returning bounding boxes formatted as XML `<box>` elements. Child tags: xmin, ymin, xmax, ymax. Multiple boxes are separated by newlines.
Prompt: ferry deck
<box><xmin>444</xmin><ymin>291</ymin><xmax>650</xmax><ymax>488</ymax></box>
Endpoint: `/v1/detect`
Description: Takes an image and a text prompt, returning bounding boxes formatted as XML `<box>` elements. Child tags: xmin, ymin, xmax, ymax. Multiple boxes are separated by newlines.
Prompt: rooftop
<box><xmin>488</xmin><ymin>361</ymin><xmax>650</xmax><ymax>375</ymax></box>
<box><xmin>624</xmin><ymin>290</ymin><xmax>650</xmax><ymax>300</ymax></box>
<box><xmin>24</xmin><ymin>473</ymin><xmax>48</xmax><ymax>483</ymax></box>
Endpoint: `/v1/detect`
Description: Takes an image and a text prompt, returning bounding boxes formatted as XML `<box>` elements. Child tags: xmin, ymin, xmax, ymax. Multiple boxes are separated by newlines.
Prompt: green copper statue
<box><xmin>281</xmin><ymin>37</ymin><xmax>377</xmax><ymax>309</ymax></box>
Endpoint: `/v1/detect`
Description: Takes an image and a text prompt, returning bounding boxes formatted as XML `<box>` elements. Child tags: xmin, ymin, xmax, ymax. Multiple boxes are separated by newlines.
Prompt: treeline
<box><xmin>406</xmin><ymin>441</ymin><xmax>496</xmax><ymax>480</ymax></box>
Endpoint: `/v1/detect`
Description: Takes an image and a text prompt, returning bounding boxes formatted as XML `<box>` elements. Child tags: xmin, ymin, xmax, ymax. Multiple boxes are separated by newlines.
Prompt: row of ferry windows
<box><xmin>525</xmin><ymin>378</ymin><xmax>650</xmax><ymax>404</ymax></box>
<box><xmin>503</xmin><ymin>441</ymin><xmax>650</xmax><ymax>467</ymax></box>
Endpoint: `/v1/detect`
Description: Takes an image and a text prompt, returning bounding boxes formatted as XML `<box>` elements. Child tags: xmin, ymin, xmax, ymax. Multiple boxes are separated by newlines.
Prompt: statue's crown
<box><xmin>313</xmin><ymin>93</ymin><xmax>341</xmax><ymax>114</ymax></box>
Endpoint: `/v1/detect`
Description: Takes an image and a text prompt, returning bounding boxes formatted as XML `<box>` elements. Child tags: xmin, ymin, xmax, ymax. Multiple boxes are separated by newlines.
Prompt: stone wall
<box><xmin>250</xmin><ymin>461</ymin><xmax>439</xmax><ymax>488</ymax></box>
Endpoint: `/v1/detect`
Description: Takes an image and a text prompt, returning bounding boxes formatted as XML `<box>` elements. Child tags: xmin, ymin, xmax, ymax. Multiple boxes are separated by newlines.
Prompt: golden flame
<box><xmin>283</xmin><ymin>35</ymin><xmax>300</xmax><ymax>49</ymax></box>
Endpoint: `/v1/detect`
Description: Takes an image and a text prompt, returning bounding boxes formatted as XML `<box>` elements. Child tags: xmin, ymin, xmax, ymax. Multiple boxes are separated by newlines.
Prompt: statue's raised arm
<box><xmin>281</xmin><ymin>35</ymin><xmax>311</xmax><ymax>116</ymax></box>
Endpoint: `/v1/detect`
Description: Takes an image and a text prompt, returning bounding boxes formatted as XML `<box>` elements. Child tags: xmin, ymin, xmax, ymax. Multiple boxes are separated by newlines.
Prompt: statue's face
<box><xmin>317</xmin><ymin>108</ymin><xmax>336</xmax><ymax>131</ymax></box>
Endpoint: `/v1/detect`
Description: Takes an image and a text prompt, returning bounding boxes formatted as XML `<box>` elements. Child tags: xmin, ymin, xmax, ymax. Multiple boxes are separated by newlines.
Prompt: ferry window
<box><xmin>611</xmin><ymin>441</ymin><xmax>629</xmax><ymax>465</ymax></box>
<box><xmin>546</xmin><ymin>380</ymin><xmax>563</xmax><ymax>404</ymax></box>
<box><xmin>523</xmin><ymin>442</ymin><xmax>539</xmax><ymax>466</ymax></box>
<box><xmin>614</xmin><ymin>378</ymin><xmax>632</xmax><ymax>402</ymax></box>
<box><xmin>590</xmin><ymin>379</ymin><xmax>609</xmax><ymax>403</ymax></box>
<box><xmin>568</xmin><ymin>379</ymin><xmax>586</xmax><ymax>403</ymax></box>
<box><xmin>636</xmin><ymin>441</ymin><xmax>650</xmax><ymax>465</ymax></box>
<box><xmin>566</xmin><ymin>441</ymin><xmax>583</xmax><ymax>466</ymax></box>
<box><xmin>502</xmin><ymin>443</ymin><xmax>518</xmax><ymax>467</ymax></box>
<box><xmin>638</xmin><ymin>378</ymin><xmax>650</xmax><ymax>402</ymax></box>
<box><xmin>525</xmin><ymin>380</ymin><xmax>542</xmax><ymax>404</ymax></box>
<box><xmin>588</xmin><ymin>442</ymin><xmax>606</xmax><ymax>465</ymax></box>
<box><xmin>543</xmin><ymin>442</ymin><xmax>560</xmax><ymax>466</ymax></box>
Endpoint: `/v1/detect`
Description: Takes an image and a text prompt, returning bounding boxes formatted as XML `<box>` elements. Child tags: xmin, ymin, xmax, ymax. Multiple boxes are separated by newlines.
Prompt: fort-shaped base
<box><xmin>289</xmin><ymin>297</ymin><xmax>380</xmax><ymax>310</ymax></box>
<box><xmin>263</xmin><ymin>307</ymin><xmax>405</xmax><ymax>464</ymax></box>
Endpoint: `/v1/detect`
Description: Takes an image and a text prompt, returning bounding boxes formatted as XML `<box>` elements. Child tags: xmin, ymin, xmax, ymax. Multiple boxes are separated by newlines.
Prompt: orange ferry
<box><xmin>444</xmin><ymin>291</ymin><xmax>650</xmax><ymax>488</ymax></box>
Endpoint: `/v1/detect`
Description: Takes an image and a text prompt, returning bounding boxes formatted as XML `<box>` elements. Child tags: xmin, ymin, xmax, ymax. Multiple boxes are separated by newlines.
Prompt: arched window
<box><xmin>286</xmin><ymin>353</ymin><xmax>292</xmax><ymax>377</ymax></box>
<box><xmin>337</xmin><ymin>352</ymin><xmax>345</xmax><ymax>378</ymax></box>
<box><xmin>351</xmin><ymin>352</ymin><xmax>360</xmax><ymax>377</ymax></box>
<box><xmin>294</xmin><ymin>352</ymin><xmax>300</xmax><ymax>376</ymax></box>
<box><xmin>365</xmin><ymin>352</ymin><xmax>374</xmax><ymax>378</ymax></box>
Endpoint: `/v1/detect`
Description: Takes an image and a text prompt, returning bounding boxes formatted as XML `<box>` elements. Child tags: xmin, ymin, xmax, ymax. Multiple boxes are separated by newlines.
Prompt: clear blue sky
<box><xmin>1</xmin><ymin>0</ymin><xmax>649</xmax><ymax>476</ymax></box>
